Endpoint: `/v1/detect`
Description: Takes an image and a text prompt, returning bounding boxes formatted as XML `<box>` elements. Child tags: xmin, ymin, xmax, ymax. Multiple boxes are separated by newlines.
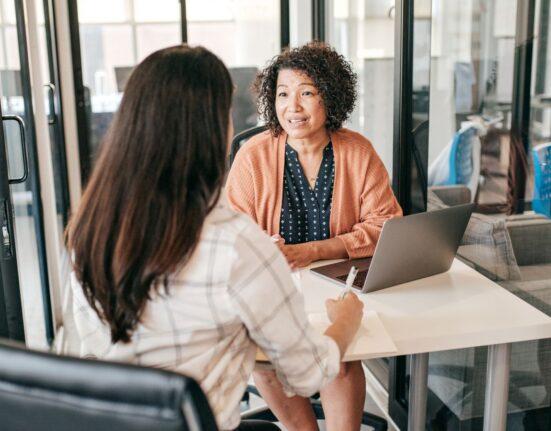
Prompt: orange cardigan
<box><xmin>225</xmin><ymin>128</ymin><xmax>402</xmax><ymax>258</ymax></box>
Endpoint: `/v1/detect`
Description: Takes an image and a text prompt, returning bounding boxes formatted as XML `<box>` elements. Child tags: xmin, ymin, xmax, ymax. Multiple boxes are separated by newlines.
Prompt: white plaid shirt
<box><xmin>72</xmin><ymin>197</ymin><xmax>340</xmax><ymax>430</ymax></box>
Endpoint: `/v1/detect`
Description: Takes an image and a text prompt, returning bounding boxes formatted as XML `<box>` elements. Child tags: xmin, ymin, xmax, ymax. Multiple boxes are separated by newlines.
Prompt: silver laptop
<box><xmin>310</xmin><ymin>204</ymin><xmax>474</xmax><ymax>293</ymax></box>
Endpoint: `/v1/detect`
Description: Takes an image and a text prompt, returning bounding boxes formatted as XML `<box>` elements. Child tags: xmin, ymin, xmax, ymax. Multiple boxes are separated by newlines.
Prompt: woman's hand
<box><xmin>279</xmin><ymin>237</ymin><xmax>348</xmax><ymax>269</ymax></box>
<box><xmin>325</xmin><ymin>292</ymin><xmax>363</xmax><ymax>327</ymax></box>
<box><xmin>324</xmin><ymin>293</ymin><xmax>364</xmax><ymax>358</ymax></box>
<box><xmin>271</xmin><ymin>235</ymin><xmax>314</xmax><ymax>269</ymax></box>
<box><xmin>270</xmin><ymin>234</ymin><xmax>285</xmax><ymax>248</ymax></box>
<box><xmin>280</xmin><ymin>243</ymin><xmax>317</xmax><ymax>269</ymax></box>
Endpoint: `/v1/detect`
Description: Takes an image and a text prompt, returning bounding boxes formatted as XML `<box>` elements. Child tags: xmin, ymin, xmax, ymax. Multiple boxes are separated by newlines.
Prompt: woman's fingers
<box><xmin>281</xmin><ymin>246</ymin><xmax>298</xmax><ymax>268</ymax></box>
<box><xmin>271</xmin><ymin>234</ymin><xmax>285</xmax><ymax>242</ymax></box>
<box><xmin>280</xmin><ymin>243</ymin><xmax>313</xmax><ymax>269</ymax></box>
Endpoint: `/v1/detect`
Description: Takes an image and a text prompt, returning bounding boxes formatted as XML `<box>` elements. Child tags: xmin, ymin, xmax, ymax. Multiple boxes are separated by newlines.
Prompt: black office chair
<box><xmin>232</xmin><ymin>126</ymin><xmax>388</xmax><ymax>431</ymax></box>
<box><xmin>0</xmin><ymin>340</ymin><xmax>218</xmax><ymax>431</ymax></box>
<box><xmin>229</xmin><ymin>124</ymin><xmax>269</xmax><ymax>166</ymax></box>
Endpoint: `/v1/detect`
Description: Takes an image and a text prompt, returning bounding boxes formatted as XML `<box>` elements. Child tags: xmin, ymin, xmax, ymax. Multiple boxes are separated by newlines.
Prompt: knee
<box><xmin>336</xmin><ymin>360</ymin><xmax>364</xmax><ymax>379</ymax></box>
<box><xmin>253</xmin><ymin>369</ymin><xmax>280</xmax><ymax>387</ymax></box>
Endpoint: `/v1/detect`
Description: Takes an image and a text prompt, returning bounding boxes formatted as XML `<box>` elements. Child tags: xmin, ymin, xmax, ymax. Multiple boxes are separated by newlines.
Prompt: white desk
<box><xmin>298</xmin><ymin>259</ymin><xmax>551</xmax><ymax>431</ymax></box>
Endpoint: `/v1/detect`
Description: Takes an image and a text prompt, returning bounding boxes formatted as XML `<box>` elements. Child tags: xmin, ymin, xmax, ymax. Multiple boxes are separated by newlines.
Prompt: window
<box><xmin>75</xmin><ymin>0</ymin><xmax>183</xmax><ymax>162</ymax></box>
<box><xmin>187</xmin><ymin>0</ymin><xmax>281</xmax><ymax>134</ymax></box>
<box><xmin>423</xmin><ymin>1</ymin><xmax>551</xmax><ymax>428</ymax></box>
<box><xmin>328</xmin><ymin>0</ymin><xmax>396</xmax><ymax>175</ymax></box>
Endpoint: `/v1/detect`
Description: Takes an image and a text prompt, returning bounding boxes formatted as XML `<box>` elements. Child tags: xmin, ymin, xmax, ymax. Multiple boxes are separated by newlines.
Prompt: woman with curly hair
<box><xmin>226</xmin><ymin>42</ymin><xmax>402</xmax><ymax>430</ymax></box>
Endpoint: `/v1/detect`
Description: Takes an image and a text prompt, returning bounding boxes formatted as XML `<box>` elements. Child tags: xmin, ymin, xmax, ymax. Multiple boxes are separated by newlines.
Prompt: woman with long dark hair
<box><xmin>67</xmin><ymin>45</ymin><xmax>363</xmax><ymax>431</ymax></box>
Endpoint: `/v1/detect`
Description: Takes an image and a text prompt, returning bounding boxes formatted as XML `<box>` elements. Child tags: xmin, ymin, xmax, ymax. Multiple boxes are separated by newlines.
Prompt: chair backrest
<box><xmin>229</xmin><ymin>124</ymin><xmax>268</xmax><ymax>166</ymax></box>
<box><xmin>532</xmin><ymin>142</ymin><xmax>551</xmax><ymax>217</ymax></box>
<box><xmin>0</xmin><ymin>341</ymin><xmax>218</xmax><ymax>431</ymax></box>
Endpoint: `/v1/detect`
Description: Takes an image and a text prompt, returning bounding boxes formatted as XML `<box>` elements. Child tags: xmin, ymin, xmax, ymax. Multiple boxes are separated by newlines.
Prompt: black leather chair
<box><xmin>229</xmin><ymin>124</ymin><xmax>269</xmax><ymax>166</ymax></box>
<box><xmin>0</xmin><ymin>340</ymin><xmax>218</xmax><ymax>431</ymax></box>
<box><xmin>232</xmin><ymin>126</ymin><xmax>388</xmax><ymax>431</ymax></box>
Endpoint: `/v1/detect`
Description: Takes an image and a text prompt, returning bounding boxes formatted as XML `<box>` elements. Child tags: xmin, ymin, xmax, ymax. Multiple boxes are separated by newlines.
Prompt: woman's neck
<box><xmin>287</xmin><ymin>129</ymin><xmax>330</xmax><ymax>156</ymax></box>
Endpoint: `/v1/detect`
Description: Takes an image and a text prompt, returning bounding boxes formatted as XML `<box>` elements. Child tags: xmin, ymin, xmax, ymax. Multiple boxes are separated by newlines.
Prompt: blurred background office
<box><xmin>0</xmin><ymin>0</ymin><xmax>549</xmax><ymax>430</ymax></box>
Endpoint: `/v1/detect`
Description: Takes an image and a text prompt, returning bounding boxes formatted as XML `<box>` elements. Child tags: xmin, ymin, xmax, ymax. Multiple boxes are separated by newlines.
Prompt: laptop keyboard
<box><xmin>336</xmin><ymin>269</ymin><xmax>368</xmax><ymax>289</ymax></box>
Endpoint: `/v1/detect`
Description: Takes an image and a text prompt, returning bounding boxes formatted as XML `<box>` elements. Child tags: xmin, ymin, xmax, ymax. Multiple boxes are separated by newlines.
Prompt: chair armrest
<box><xmin>429</xmin><ymin>185</ymin><xmax>471</xmax><ymax>206</ymax></box>
<box><xmin>506</xmin><ymin>214</ymin><xmax>551</xmax><ymax>266</ymax></box>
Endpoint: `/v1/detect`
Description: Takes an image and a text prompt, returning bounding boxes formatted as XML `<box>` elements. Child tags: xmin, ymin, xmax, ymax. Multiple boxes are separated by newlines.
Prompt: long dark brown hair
<box><xmin>66</xmin><ymin>45</ymin><xmax>233</xmax><ymax>343</ymax></box>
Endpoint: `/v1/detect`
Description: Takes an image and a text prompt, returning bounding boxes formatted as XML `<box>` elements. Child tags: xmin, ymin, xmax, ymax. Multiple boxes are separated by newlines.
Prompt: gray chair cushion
<box><xmin>429</xmin><ymin>185</ymin><xmax>471</xmax><ymax>207</ymax></box>
<box><xmin>458</xmin><ymin>213</ymin><xmax>522</xmax><ymax>281</ymax></box>
<box><xmin>506</xmin><ymin>215</ymin><xmax>551</xmax><ymax>266</ymax></box>
<box><xmin>428</xmin><ymin>189</ymin><xmax>521</xmax><ymax>281</ymax></box>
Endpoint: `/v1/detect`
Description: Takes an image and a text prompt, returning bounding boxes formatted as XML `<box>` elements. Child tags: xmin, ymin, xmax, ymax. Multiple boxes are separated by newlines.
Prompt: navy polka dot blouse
<box><xmin>280</xmin><ymin>142</ymin><xmax>335</xmax><ymax>244</ymax></box>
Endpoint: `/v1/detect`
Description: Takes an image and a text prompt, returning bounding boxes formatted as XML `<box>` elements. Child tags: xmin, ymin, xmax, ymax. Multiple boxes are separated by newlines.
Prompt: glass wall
<box><xmin>327</xmin><ymin>0</ymin><xmax>395</xmax><ymax>175</ymax></box>
<box><xmin>74</xmin><ymin>0</ymin><xmax>182</xmax><ymax>166</ymax></box>
<box><xmin>331</xmin><ymin>0</ymin><xmax>551</xmax><ymax>428</ymax></box>
<box><xmin>187</xmin><ymin>0</ymin><xmax>281</xmax><ymax>134</ymax></box>
<box><xmin>74</xmin><ymin>0</ymin><xmax>282</xmax><ymax>173</ymax></box>
<box><xmin>424</xmin><ymin>0</ymin><xmax>551</xmax><ymax>428</ymax></box>
<box><xmin>427</xmin><ymin>0</ymin><xmax>516</xmax><ymax>212</ymax></box>
<box><xmin>289</xmin><ymin>0</ymin><xmax>311</xmax><ymax>48</ymax></box>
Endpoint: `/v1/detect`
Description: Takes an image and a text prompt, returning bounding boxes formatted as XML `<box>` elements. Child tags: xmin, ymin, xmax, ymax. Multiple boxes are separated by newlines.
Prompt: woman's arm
<box><xmin>225</xmin><ymin>151</ymin><xmax>257</xmax><ymax>219</ymax></box>
<box><xmin>280</xmin><ymin>237</ymin><xmax>348</xmax><ymax>269</ymax></box>
<box><xmin>229</xmin><ymin>223</ymin><xmax>362</xmax><ymax>396</ymax></box>
<box><xmin>336</xmin><ymin>151</ymin><xmax>402</xmax><ymax>259</ymax></box>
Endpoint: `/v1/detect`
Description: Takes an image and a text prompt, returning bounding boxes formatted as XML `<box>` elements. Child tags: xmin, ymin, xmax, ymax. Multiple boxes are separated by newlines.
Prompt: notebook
<box><xmin>308</xmin><ymin>310</ymin><xmax>397</xmax><ymax>361</ymax></box>
<box><xmin>255</xmin><ymin>310</ymin><xmax>397</xmax><ymax>362</ymax></box>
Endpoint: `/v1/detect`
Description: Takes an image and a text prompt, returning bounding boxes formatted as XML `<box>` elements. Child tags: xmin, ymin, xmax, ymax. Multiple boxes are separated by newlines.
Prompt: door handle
<box><xmin>44</xmin><ymin>83</ymin><xmax>56</xmax><ymax>125</ymax></box>
<box><xmin>2</xmin><ymin>115</ymin><xmax>28</xmax><ymax>184</ymax></box>
<box><xmin>0</xmin><ymin>199</ymin><xmax>13</xmax><ymax>257</ymax></box>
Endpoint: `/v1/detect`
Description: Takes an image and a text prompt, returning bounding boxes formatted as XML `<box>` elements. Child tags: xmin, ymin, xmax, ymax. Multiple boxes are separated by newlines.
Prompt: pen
<box><xmin>340</xmin><ymin>266</ymin><xmax>358</xmax><ymax>299</ymax></box>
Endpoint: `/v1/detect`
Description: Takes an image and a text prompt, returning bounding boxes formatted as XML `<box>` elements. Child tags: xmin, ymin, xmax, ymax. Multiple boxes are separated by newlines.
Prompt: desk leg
<box><xmin>408</xmin><ymin>353</ymin><xmax>428</xmax><ymax>431</ymax></box>
<box><xmin>483</xmin><ymin>343</ymin><xmax>511</xmax><ymax>431</ymax></box>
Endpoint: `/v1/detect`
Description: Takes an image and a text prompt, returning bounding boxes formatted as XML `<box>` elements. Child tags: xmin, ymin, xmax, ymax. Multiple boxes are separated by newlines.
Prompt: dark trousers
<box><xmin>235</xmin><ymin>420</ymin><xmax>281</xmax><ymax>430</ymax></box>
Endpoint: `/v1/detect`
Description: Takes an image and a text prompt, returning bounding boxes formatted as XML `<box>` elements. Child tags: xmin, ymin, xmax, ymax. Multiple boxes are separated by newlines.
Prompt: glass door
<box><xmin>0</xmin><ymin>0</ymin><xmax>50</xmax><ymax>347</ymax></box>
<box><xmin>0</xmin><ymin>101</ymin><xmax>25</xmax><ymax>343</ymax></box>
<box><xmin>0</xmin><ymin>0</ymin><xmax>70</xmax><ymax>349</ymax></box>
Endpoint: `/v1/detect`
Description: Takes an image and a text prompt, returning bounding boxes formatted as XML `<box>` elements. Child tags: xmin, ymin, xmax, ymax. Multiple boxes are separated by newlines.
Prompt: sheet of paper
<box><xmin>308</xmin><ymin>310</ymin><xmax>397</xmax><ymax>361</ymax></box>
